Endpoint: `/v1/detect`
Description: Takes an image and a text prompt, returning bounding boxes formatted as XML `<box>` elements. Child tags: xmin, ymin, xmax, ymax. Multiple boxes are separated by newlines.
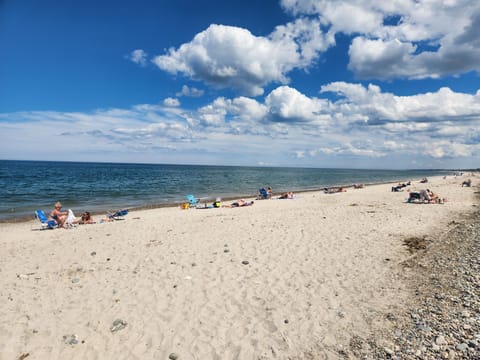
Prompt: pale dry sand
<box><xmin>0</xmin><ymin>174</ymin><xmax>477</xmax><ymax>359</ymax></box>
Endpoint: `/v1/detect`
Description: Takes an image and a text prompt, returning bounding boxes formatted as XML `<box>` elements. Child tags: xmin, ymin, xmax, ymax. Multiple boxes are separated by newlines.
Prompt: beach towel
<box><xmin>66</xmin><ymin>209</ymin><xmax>76</xmax><ymax>228</ymax></box>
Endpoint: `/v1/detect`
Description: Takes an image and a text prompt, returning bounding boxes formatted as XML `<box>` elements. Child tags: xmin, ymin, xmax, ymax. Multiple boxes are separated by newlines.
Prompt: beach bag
<box><xmin>181</xmin><ymin>203</ymin><xmax>190</xmax><ymax>210</ymax></box>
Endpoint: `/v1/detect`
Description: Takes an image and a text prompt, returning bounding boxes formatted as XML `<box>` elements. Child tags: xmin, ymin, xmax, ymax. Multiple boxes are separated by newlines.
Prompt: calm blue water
<box><xmin>0</xmin><ymin>160</ymin><xmax>451</xmax><ymax>221</ymax></box>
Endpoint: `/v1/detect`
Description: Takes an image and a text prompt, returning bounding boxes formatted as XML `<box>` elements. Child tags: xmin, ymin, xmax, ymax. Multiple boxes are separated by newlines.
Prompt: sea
<box><xmin>0</xmin><ymin>160</ymin><xmax>454</xmax><ymax>222</ymax></box>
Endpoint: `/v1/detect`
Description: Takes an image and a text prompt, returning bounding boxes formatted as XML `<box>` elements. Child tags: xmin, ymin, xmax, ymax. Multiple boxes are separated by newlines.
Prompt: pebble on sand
<box><xmin>110</xmin><ymin>319</ymin><xmax>127</xmax><ymax>333</ymax></box>
<box><xmin>63</xmin><ymin>334</ymin><xmax>79</xmax><ymax>345</ymax></box>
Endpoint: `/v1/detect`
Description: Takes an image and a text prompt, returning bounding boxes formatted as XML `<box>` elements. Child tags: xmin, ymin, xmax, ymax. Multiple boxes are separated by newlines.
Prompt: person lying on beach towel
<box><xmin>223</xmin><ymin>199</ymin><xmax>254</xmax><ymax>208</ymax></box>
<box><xmin>78</xmin><ymin>211</ymin><xmax>95</xmax><ymax>224</ymax></box>
<box><xmin>392</xmin><ymin>181</ymin><xmax>411</xmax><ymax>192</ymax></box>
<box><xmin>324</xmin><ymin>187</ymin><xmax>346</xmax><ymax>194</ymax></box>
<box><xmin>278</xmin><ymin>192</ymin><xmax>294</xmax><ymax>199</ymax></box>
<box><xmin>196</xmin><ymin>198</ymin><xmax>222</xmax><ymax>209</ymax></box>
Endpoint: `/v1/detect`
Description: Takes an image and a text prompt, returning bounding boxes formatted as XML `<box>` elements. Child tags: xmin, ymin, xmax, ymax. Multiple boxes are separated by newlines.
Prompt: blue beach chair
<box><xmin>107</xmin><ymin>209</ymin><xmax>129</xmax><ymax>220</ymax></box>
<box><xmin>186</xmin><ymin>194</ymin><xmax>200</xmax><ymax>208</ymax></box>
<box><xmin>257</xmin><ymin>188</ymin><xmax>269</xmax><ymax>200</ymax></box>
<box><xmin>35</xmin><ymin>210</ymin><xmax>57</xmax><ymax>229</ymax></box>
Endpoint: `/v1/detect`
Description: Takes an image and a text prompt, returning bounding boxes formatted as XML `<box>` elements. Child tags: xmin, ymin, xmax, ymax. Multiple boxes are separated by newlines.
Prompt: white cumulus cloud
<box><xmin>128</xmin><ymin>49</ymin><xmax>148</xmax><ymax>66</ymax></box>
<box><xmin>153</xmin><ymin>20</ymin><xmax>332</xmax><ymax>96</ymax></box>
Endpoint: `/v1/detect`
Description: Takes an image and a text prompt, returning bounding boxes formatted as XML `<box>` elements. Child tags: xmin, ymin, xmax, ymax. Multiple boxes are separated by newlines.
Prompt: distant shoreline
<box><xmin>3</xmin><ymin>174</ymin><xmax>474</xmax><ymax>224</ymax></box>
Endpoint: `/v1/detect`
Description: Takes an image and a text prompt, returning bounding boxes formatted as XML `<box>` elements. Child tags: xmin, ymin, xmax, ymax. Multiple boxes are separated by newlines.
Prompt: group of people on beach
<box><xmin>256</xmin><ymin>186</ymin><xmax>296</xmax><ymax>200</ymax></box>
<box><xmin>48</xmin><ymin>201</ymin><xmax>109</xmax><ymax>228</ymax></box>
<box><xmin>46</xmin><ymin>175</ymin><xmax>473</xmax><ymax>228</ymax></box>
<box><xmin>407</xmin><ymin>189</ymin><xmax>444</xmax><ymax>204</ymax></box>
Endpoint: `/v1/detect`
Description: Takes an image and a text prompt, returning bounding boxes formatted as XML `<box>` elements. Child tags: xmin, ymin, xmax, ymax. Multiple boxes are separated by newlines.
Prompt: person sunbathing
<box><xmin>223</xmin><ymin>199</ymin><xmax>254</xmax><ymax>208</ymax></box>
<box><xmin>392</xmin><ymin>182</ymin><xmax>410</xmax><ymax>192</ymax></box>
<box><xmin>79</xmin><ymin>211</ymin><xmax>95</xmax><ymax>224</ymax></box>
<box><xmin>324</xmin><ymin>187</ymin><xmax>346</xmax><ymax>194</ymax></box>
<box><xmin>49</xmin><ymin>201</ymin><xmax>68</xmax><ymax>228</ymax></box>
<box><xmin>278</xmin><ymin>192</ymin><xmax>294</xmax><ymax>199</ymax></box>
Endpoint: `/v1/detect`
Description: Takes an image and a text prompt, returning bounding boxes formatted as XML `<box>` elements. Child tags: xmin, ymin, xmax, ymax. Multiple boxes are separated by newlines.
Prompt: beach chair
<box><xmin>35</xmin><ymin>210</ymin><xmax>57</xmax><ymax>229</ymax></box>
<box><xmin>186</xmin><ymin>194</ymin><xmax>200</xmax><ymax>208</ymax></box>
<box><xmin>107</xmin><ymin>209</ymin><xmax>129</xmax><ymax>220</ymax></box>
<box><xmin>257</xmin><ymin>188</ymin><xmax>268</xmax><ymax>200</ymax></box>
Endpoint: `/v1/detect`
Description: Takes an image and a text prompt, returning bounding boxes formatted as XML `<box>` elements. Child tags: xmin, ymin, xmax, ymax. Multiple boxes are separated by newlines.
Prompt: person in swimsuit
<box><xmin>50</xmin><ymin>201</ymin><xmax>68</xmax><ymax>228</ymax></box>
<box><xmin>223</xmin><ymin>199</ymin><xmax>254</xmax><ymax>208</ymax></box>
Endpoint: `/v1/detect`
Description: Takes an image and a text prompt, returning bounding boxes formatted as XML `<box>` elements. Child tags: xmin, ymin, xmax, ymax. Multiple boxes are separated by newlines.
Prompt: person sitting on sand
<box><xmin>267</xmin><ymin>187</ymin><xmax>273</xmax><ymax>199</ymax></box>
<box><xmin>49</xmin><ymin>201</ymin><xmax>68</xmax><ymax>228</ymax></box>
<box><xmin>278</xmin><ymin>192</ymin><xmax>294</xmax><ymax>199</ymax></box>
<box><xmin>411</xmin><ymin>189</ymin><xmax>442</xmax><ymax>204</ymax></box>
<box><xmin>462</xmin><ymin>179</ymin><xmax>472</xmax><ymax>187</ymax></box>
<box><xmin>223</xmin><ymin>199</ymin><xmax>254</xmax><ymax>208</ymax></box>
<box><xmin>426</xmin><ymin>189</ymin><xmax>441</xmax><ymax>203</ymax></box>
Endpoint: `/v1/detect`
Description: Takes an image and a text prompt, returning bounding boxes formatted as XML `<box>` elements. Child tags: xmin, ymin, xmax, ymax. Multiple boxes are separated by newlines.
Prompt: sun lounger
<box><xmin>107</xmin><ymin>209</ymin><xmax>129</xmax><ymax>220</ymax></box>
<box><xmin>35</xmin><ymin>210</ymin><xmax>57</xmax><ymax>229</ymax></box>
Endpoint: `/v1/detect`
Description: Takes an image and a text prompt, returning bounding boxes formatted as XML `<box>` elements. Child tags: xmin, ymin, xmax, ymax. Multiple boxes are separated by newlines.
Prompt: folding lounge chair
<box><xmin>35</xmin><ymin>210</ymin><xmax>57</xmax><ymax>229</ymax></box>
<box><xmin>186</xmin><ymin>194</ymin><xmax>200</xmax><ymax>208</ymax></box>
<box><xmin>257</xmin><ymin>188</ymin><xmax>268</xmax><ymax>199</ymax></box>
<box><xmin>107</xmin><ymin>209</ymin><xmax>129</xmax><ymax>220</ymax></box>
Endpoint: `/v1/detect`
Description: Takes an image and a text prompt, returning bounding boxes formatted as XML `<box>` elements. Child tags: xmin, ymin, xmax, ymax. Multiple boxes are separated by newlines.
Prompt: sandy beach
<box><xmin>0</xmin><ymin>174</ymin><xmax>478</xmax><ymax>359</ymax></box>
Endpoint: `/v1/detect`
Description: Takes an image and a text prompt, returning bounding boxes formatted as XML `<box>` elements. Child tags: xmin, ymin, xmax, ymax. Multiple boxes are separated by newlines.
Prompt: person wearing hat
<box><xmin>49</xmin><ymin>201</ymin><xmax>68</xmax><ymax>228</ymax></box>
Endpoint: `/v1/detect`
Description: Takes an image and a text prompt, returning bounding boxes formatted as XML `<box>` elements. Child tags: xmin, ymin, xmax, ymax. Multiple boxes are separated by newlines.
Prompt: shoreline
<box><xmin>0</xmin><ymin>175</ymin><xmax>459</xmax><ymax>224</ymax></box>
<box><xmin>0</xmin><ymin>174</ymin><xmax>478</xmax><ymax>359</ymax></box>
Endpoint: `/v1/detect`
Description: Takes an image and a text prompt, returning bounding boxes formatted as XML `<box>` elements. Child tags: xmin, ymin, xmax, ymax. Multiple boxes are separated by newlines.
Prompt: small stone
<box><xmin>71</xmin><ymin>278</ymin><xmax>80</xmax><ymax>283</ymax></box>
<box><xmin>436</xmin><ymin>335</ymin><xmax>447</xmax><ymax>346</ymax></box>
<box><xmin>241</xmin><ymin>260</ymin><xmax>249</xmax><ymax>265</ymax></box>
<box><xmin>169</xmin><ymin>353</ymin><xmax>178</xmax><ymax>360</ymax></box>
<box><xmin>467</xmin><ymin>340</ymin><xmax>477</xmax><ymax>348</ymax></box>
<box><xmin>191</xmin><ymin>263</ymin><xmax>196</xmax><ymax>267</ymax></box>
<box><xmin>384</xmin><ymin>347</ymin><xmax>394</xmax><ymax>356</ymax></box>
<box><xmin>456</xmin><ymin>343</ymin><xmax>468</xmax><ymax>352</ymax></box>
<box><xmin>223</xmin><ymin>249</ymin><xmax>229</xmax><ymax>253</ymax></box>
<box><xmin>63</xmin><ymin>334</ymin><xmax>79</xmax><ymax>345</ymax></box>
<box><xmin>106</xmin><ymin>258</ymin><xmax>111</xmax><ymax>261</ymax></box>
<box><xmin>386</xmin><ymin>313</ymin><xmax>396</xmax><ymax>321</ymax></box>
<box><xmin>90</xmin><ymin>251</ymin><xmax>96</xmax><ymax>256</ymax></box>
<box><xmin>284</xmin><ymin>319</ymin><xmax>289</xmax><ymax>324</ymax></box>
<box><xmin>431</xmin><ymin>343</ymin><xmax>440</xmax><ymax>351</ymax></box>
<box><xmin>110</xmin><ymin>319</ymin><xmax>127</xmax><ymax>332</ymax></box>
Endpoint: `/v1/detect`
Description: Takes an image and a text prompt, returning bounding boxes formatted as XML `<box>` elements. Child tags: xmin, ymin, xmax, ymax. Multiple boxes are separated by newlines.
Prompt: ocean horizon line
<box><xmin>0</xmin><ymin>158</ymin><xmax>473</xmax><ymax>172</ymax></box>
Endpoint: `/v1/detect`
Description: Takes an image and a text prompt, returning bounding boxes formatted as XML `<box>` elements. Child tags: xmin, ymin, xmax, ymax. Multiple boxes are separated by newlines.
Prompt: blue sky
<box><xmin>1</xmin><ymin>0</ymin><xmax>479</xmax><ymax>169</ymax></box>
